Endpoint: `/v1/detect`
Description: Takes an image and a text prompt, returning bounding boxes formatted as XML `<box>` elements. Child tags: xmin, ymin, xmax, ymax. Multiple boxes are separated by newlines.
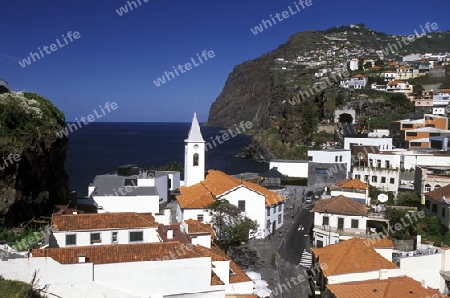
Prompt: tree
<box><xmin>207</xmin><ymin>200</ymin><xmax>258</xmax><ymax>253</ymax></box>
<box><xmin>396</xmin><ymin>191</ymin><xmax>421</xmax><ymax>208</ymax></box>
<box><xmin>364</xmin><ymin>61</ymin><xmax>373</xmax><ymax>69</ymax></box>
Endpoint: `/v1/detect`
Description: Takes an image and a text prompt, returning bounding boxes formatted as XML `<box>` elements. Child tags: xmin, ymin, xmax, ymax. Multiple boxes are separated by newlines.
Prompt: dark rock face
<box><xmin>0</xmin><ymin>91</ymin><xmax>68</xmax><ymax>226</ymax></box>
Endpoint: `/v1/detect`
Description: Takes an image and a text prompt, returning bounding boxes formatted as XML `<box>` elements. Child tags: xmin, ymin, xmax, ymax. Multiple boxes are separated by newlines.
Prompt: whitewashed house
<box><xmin>78</xmin><ymin>165</ymin><xmax>178</xmax><ymax>220</ymax></box>
<box><xmin>308</xmin><ymin>149</ymin><xmax>351</xmax><ymax>177</ymax></box>
<box><xmin>330</xmin><ymin>179</ymin><xmax>369</xmax><ymax>205</ymax></box>
<box><xmin>176</xmin><ymin>170</ymin><xmax>286</xmax><ymax>239</ymax></box>
<box><xmin>0</xmin><ymin>213</ymin><xmax>254</xmax><ymax>298</ymax></box>
<box><xmin>49</xmin><ymin>212</ymin><xmax>161</xmax><ymax>248</ymax></box>
<box><xmin>344</xmin><ymin>136</ymin><xmax>393</xmax><ymax>150</ymax></box>
<box><xmin>312</xmin><ymin>195</ymin><xmax>387</xmax><ymax>247</ymax></box>
<box><xmin>269</xmin><ymin>159</ymin><xmax>309</xmax><ymax>178</ymax></box>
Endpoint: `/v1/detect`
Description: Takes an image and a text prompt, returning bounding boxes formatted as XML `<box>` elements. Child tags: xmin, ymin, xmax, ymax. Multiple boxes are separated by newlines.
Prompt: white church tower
<box><xmin>184</xmin><ymin>113</ymin><xmax>205</xmax><ymax>186</ymax></box>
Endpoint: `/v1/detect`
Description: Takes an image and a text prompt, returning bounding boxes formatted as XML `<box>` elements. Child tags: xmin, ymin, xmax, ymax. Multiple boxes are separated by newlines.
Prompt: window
<box><xmin>351</xmin><ymin>219</ymin><xmax>359</xmax><ymax>229</ymax></box>
<box><xmin>432</xmin><ymin>204</ymin><xmax>437</xmax><ymax>214</ymax></box>
<box><xmin>339</xmin><ymin>155</ymin><xmax>343</xmax><ymax>162</ymax></box>
<box><xmin>406</xmin><ymin>132</ymin><xmax>417</xmax><ymax>137</ymax></box>
<box><xmin>430</xmin><ymin>133</ymin><xmax>440</xmax><ymax>137</ymax></box>
<box><xmin>377</xmin><ymin>160</ymin><xmax>381</xmax><ymax>168</ymax></box>
<box><xmin>425</xmin><ymin>184</ymin><xmax>431</xmax><ymax>192</ymax></box>
<box><xmin>390</xmin><ymin>178</ymin><xmax>395</xmax><ymax>184</ymax></box>
<box><xmin>315</xmin><ymin>168</ymin><xmax>327</xmax><ymax>175</ymax></box>
<box><xmin>337</xmin><ymin>218</ymin><xmax>344</xmax><ymax>230</ymax></box>
<box><xmin>65</xmin><ymin>234</ymin><xmax>76</xmax><ymax>246</ymax></box>
<box><xmin>410</xmin><ymin>142</ymin><xmax>421</xmax><ymax>147</ymax></box>
<box><xmin>385</xmin><ymin>161</ymin><xmax>390</xmax><ymax>168</ymax></box>
<box><xmin>193</xmin><ymin>153</ymin><xmax>199</xmax><ymax>166</ymax></box>
<box><xmin>278</xmin><ymin>204</ymin><xmax>282</xmax><ymax>212</ymax></box>
<box><xmin>335</xmin><ymin>156</ymin><xmax>338</xmax><ymax>162</ymax></box>
<box><xmin>364</xmin><ymin>175</ymin><xmax>369</xmax><ymax>182</ymax></box>
<box><xmin>112</xmin><ymin>232</ymin><xmax>118</xmax><ymax>243</ymax></box>
<box><xmin>381</xmin><ymin>177</ymin><xmax>386</xmax><ymax>183</ymax></box>
<box><xmin>402</xmin><ymin>124</ymin><xmax>413</xmax><ymax>128</ymax></box>
<box><xmin>238</xmin><ymin>200</ymin><xmax>246</xmax><ymax>212</ymax></box>
<box><xmin>272</xmin><ymin>206</ymin><xmax>275</xmax><ymax>214</ymax></box>
<box><xmin>425</xmin><ymin>124</ymin><xmax>435</xmax><ymax>128</ymax></box>
<box><xmin>90</xmin><ymin>233</ymin><xmax>101</xmax><ymax>244</ymax></box>
<box><xmin>372</xmin><ymin>176</ymin><xmax>377</xmax><ymax>183</ymax></box>
<box><xmin>434</xmin><ymin>185</ymin><xmax>441</xmax><ymax>190</ymax></box>
<box><xmin>197</xmin><ymin>214</ymin><xmax>204</xmax><ymax>222</ymax></box>
<box><xmin>266</xmin><ymin>208</ymin><xmax>270</xmax><ymax>216</ymax></box>
<box><xmin>355</xmin><ymin>174</ymin><xmax>361</xmax><ymax>180</ymax></box>
<box><xmin>278</xmin><ymin>214</ymin><xmax>282</xmax><ymax>224</ymax></box>
<box><xmin>323</xmin><ymin>216</ymin><xmax>329</xmax><ymax>226</ymax></box>
<box><xmin>308</xmin><ymin>156</ymin><xmax>313</xmax><ymax>161</ymax></box>
<box><xmin>129</xmin><ymin>231</ymin><xmax>143</xmax><ymax>242</ymax></box>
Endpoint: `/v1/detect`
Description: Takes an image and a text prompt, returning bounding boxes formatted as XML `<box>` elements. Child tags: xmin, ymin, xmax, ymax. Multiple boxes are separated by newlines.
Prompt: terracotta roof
<box><xmin>353</xmin><ymin>74</ymin><xmax>364</xmax><ymax>78</ymax></box>
<box><xmin>399</xmin><ymin>65</ymin><xmax>410</xmax><ymax>69</ymax></box>
<box><xmin>312</xmin><ymin>195</ymin><xmax>368</xmax><ymax>216</ymax></box>
<box><xmin>312</xmin><ymin>238</ymin><xmax>397</xmax><ymax>277</ymax></box>
<box><xmin>327</xmin><ymin>276</ymin><xmax>442</xmax><ymax>298</ymax></box>
<box><xmin>31</xmin><ymin>242</ymin><xmax>199</xmax><ymax>264</ymax></box>
<box><xmin>52</xmin><ymin>212</ymin><xmax>158</xmax><ymax>231</ymax></box>
<box><xmin>177</xmin><ymin>170</ymin><xmax>285</xmax><ymax>209</ymax></box>
<box><xmin>366</xmin><ymin>238</ymin><xmax>394</xmax><ymax>248</ymax></box>
<box><xmin>425</xmin><ymin>184</ymin><xmax>450</xmax><ymax>202</ymax></box>
<box><xmin>157</xmin><ymin>224</ymin><xmax>191</xmax><ymax>244</ymax></box>
<box><xmin>211</xmin><ymin>271</ymin><xmax>225</xmax><ymax>286</ymax></box>
<box><xmin>335</xmin><ymin>179</ymin><xmax>368</xmax><ymax>190</ymax></box>
<box><xmin>184</xmin><ymin>219</ymin><xmax>216</xmax><ymax>236</ymax></box>
<box><xmin>387</xmin><ymin>80</ymin><xmax>406</xmax><ymax>86</ymax></box>
<box><xmin>192</xmin><ymin>244</ymin><xmax>252</xmax><ymax>283</ymax></box>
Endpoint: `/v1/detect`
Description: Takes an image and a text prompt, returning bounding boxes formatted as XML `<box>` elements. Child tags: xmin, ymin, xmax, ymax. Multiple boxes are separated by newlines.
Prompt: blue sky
<box><xmin>1</xmin><ymin>0</ymin><xmax>448</xmax><ymax>122</ymax></box>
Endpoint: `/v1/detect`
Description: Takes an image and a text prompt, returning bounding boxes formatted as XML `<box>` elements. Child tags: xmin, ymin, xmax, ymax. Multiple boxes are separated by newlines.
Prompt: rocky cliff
<box><xmin>0</xmin><ymin>87</ymin><xmax>68</xmax><ymax>226</ymax></box>
<box><xmin>206</xmin><ymin>25</ymin><xmax>450</xmax><ymax>160</ymax></box>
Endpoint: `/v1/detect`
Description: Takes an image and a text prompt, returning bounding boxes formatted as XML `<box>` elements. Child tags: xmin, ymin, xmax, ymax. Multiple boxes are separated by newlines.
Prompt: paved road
<box><xmin>278</xmin><ymin>204</ymin><xmax>314</xmax><ymax>265</ymax></box>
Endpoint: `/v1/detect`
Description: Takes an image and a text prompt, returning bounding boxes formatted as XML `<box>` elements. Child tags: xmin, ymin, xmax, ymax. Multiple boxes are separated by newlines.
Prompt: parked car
<box><xmin>305</xmin><ymin>191</ymin><xmax>314</xmax><ymax>203</ymax></box>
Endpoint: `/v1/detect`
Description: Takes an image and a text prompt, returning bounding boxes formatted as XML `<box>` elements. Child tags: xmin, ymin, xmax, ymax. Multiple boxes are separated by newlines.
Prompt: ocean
<box><xmin>65</xmin><ymin>122</ymin><xmax>268</xmax><ymax>196</ymax></box>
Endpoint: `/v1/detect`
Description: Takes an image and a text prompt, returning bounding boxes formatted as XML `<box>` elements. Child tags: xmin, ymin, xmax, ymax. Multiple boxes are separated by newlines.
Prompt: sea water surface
<box><xmin>65</xmin><ymin>122</ymin><xmax>268</xmax><ymax>196</ymax></box>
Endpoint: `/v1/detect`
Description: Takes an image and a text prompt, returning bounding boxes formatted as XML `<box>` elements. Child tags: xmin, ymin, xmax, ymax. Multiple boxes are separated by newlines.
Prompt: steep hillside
<box><xmin>0</xmin><ymin>83</ymin><xmax>68</xmax><ymax>226</ymax></box>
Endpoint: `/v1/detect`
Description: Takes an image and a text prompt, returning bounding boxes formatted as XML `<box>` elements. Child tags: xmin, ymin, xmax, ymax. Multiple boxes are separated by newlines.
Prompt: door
<box><xmin>337</xmin><ymin>218</ymin><xmax>344</xmax><ymax>230</ymax></box>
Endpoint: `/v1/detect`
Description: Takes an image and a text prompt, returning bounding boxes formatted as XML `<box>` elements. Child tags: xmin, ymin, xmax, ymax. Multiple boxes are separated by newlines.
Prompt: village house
<box><xmin>312</xmin><ymin>195</ymin><xmax>388</xmax><ymax>247</ymax></box>
<box><xmin>0</xmin><ymin>212</ymin><xmax>255</xmax><ymax>298</ymax></box>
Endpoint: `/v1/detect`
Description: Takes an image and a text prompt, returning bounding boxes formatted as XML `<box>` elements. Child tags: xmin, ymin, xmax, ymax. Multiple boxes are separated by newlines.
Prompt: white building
<box><xmin>344</xmin><ymin>136</ymin><xmax>393</xmax><ymax>150</ymax></box>
<box><xmin>308</xmin><ymin>149</ymin><xmax>351</xmax><ymax>177</ymax></box>
<box><xmin>313</xmin><ymin>195</ymin><xmax>371</xmax><ymax>247</ymax></box>
<box><xmin>0</xmin><ymin>213</ymin><xmax>254</xmax><ymax>298</ymax></box>
<box><xmin>50</xmin><ymin>212</ymin><xmax>161</xmax><ymax>248</ymax></box>
<box><xmin>184</xmin><ymin>112</ymin><xmax>205</xmax><ymax>187</ymax></box>
<box><xmin>349</xmin><ymin>58</ymin><xmax>359</xmax><ymax>71</ymax></box>
<box><xmin>330</xmin><ymin>179</ymin><xmax>369</xmax><ymax>205</ymax></box>
<box><xmin>269</xmin><ymin>159</ymin><xmax>309</xmax><ymax>178</ymax></box>
<box><xmin>176</xmin><ymin>170</ymin><xmax>286</xmax><ymax>239</ymax></box>
<box><xmin>79</xmin><ymin>166</ymin><xmax>178</xmax><ymax>220</ymax></box>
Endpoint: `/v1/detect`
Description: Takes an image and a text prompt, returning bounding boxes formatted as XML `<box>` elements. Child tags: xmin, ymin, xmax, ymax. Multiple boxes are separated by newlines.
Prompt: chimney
<box><xmin>78</xmin><ymin>254</ymin><xmax>86</xmax><ymax>263</ymax></box>
<box><xmin>379</xmin><ymin>269</ymin><xmax>388</xmax><ymax>280</ymax></box>
<box><xmin>167</xmin><ymin>229</ymin><xmax>173</xmax><ymax>240</ymax></box>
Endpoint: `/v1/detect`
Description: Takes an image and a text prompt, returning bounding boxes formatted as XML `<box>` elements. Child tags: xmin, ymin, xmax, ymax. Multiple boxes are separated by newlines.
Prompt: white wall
<box><xmin>0</xmin><ymin>257</ymin><xmax>93</xmax><ymax>287</ymax></box>
<box><xmin>219</xmin><ymin>186</ymin><xmax>267</xmax><ymax>239</ymax></box>
<box><xmin>404</xmin><ymin>155</ymin><xmax>450</xmax><ymax>170</ymax></box>
<box><xmin>308</xmin><ymin>150</ymin><xmax>351</xmax><ymax>174</ymax></box>
<box><xmin>94</xmin><ymin>258</ymin><xmax>218</xmax><ymax>297</ymax></box>
<box><xmin>330</xmin><ymin>190</ymin><xmax>367</xmax><ymax>204</ymax></box>
<box><xmin>264</xmin><ymin>202</ymin><xmax>285</xmax><ymax>238</ymax></box>
<box><xmin>269</xmin><ymin>160</ymin><xmax>309</xmax><ymax>178</ymax></box>
<box><xmin>154</xmin><ymin>175</ymin><xmax>168</xmax><ymax>203</ymax></box>
<box><xmin>181</xmin><ymin>208</ymin><xmax>212</xmax><ymax>225</ymax></box>
<box><xmin>191</xmin><ymin>234</ymin><xmax>212</xmax><ymax>249</ymax></box>
<box><xmin>399</xmin><ymin>253</ymin><xmax>445</xmax><ymax>293</ymax></box>
<box><xmin>344</xmin><ymin>138</ymin><xmax>393</xmax><ymax>150</ymax></box>
<box><xmin>327</xmin><ymin>268</ymin><xmax>404</xmax><ymax>284</ymax></box>
<box><xmin>91</xmin><ymin>195</ymin><xmax>160</xmax><ymax>214</ymax></box>
<box><xmin>352</xmin><ymin>168</ymin><xmax>399</xmax><ymax>193</ymax></box>
<box><xmin>53</xmin><ymin>228</ymin><xmax>160</xmax><ymax>248</ymax></box>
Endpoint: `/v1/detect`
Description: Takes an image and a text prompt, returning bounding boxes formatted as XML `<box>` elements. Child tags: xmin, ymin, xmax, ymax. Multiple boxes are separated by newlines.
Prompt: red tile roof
<box><xmin>312</xmin><ymin>238</ymin><xmax>397</xmax><ymax>277</ymax></box>
<box><xmin>52</xmin><ymin>212</ymin><xmax>158</xmax><ymax>231</ymax></box>
<box><xmin>32</xmin><ymin>242</ymin><xmax>199</xmax><ymax>264</ymax></box>
<box><xmin>327</xmin><ymin>276</ymin><xmax>442</xmax><ymax>298</ymax></box>
<box><xmin>335</xmin><ymin>179</ymin><xmax>368</xmax><ymax>190</ymax></box>
<box><xmin>177</xmin><ymin>170</ymin><xmax>285</xmax><ymax>209</ymax></box>
<box><xmin>184</xmin><ymin>219</ymin><xmax>216</xmax><ymax>236</ymax></box>
<box><xmin>312</xmin><ymin>195</ymin><xmax>368</xmax><ymax>216</ymax></box>
<box><xmin>157</xmin><ymin>224</ymin><xmax>191</xmax><ymax>244</ymax></box>
<box><xmin>425</xmin><ymin>184</ymin><xmax>450</xmax><ymax>203</ymax></box>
